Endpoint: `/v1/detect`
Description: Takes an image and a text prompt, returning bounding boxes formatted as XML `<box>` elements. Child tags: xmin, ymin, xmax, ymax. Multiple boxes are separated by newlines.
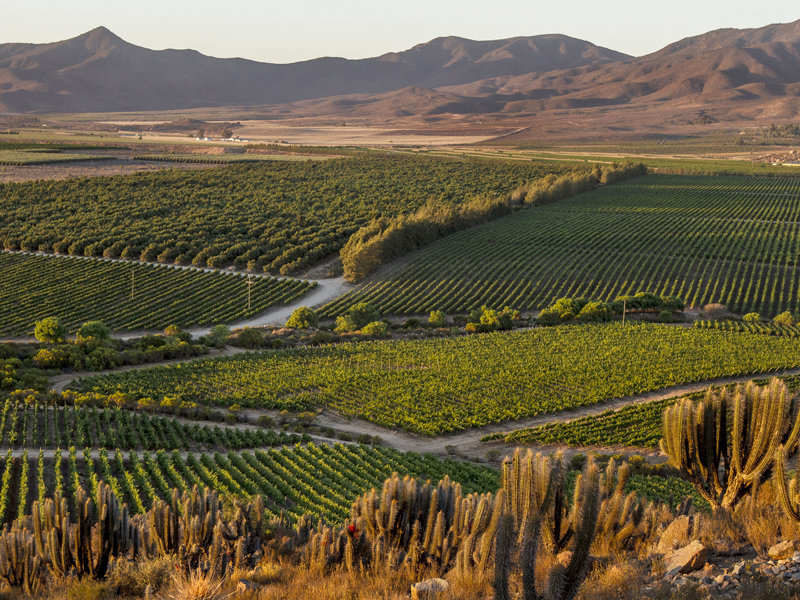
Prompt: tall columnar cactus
<box><xmin>0</xmin><ymin>523</ymin><xmax>43</xmax><ymax>596</ymax></box>
<box><xmin>773</xmin><ymin>446</ymin><xmax>800</xmax><ymax>524</ymax></box>
<box><xmin>493</xmin><ymin>449</ymin><xmax>603</xmax><ymax>600</ymax></box>
<box><xmin>661</xmin><ymin>379</ymin><xmax>800</xmax><ymax>509</ymax></box>
<box><xmin>350</xmin><ymin>473</ymin><xmax>503</xmax><ymax>576</ymax></box>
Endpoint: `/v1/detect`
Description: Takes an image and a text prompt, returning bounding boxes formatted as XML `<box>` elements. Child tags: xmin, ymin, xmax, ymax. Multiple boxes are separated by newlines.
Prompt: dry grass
<box><xmin>162</xmin><ymin>569</ymin><xmax>226</xmax><ymax>600</ymax></box>
<box><xmin>107</xmin><ymin>555</ymin><xmax>177</xmax><ymax>597</ymax></box>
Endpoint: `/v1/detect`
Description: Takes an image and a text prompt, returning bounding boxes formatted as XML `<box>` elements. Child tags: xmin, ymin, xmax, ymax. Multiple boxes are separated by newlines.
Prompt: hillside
<box><xmin>0</xmin><ymin>27</ymin><xmax>627</xmax><ymax>113</ymax></box>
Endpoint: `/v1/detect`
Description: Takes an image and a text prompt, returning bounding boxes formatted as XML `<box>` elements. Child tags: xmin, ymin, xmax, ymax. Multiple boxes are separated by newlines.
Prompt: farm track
<box><xmin>49</xmin><ymin>348</ymin><xmax>800</xmax><ymax>460</ymax></box>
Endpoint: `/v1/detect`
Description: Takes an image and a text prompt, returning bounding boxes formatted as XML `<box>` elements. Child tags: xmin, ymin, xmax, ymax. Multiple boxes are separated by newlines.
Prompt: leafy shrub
<box><xmin>34</xmin><ymin>316</ymin><xmax>67</xmax><ymax>343</ymax></box>
<box><xmin>309</xmin><ymin>331</ymin><xmax>334</xmax><ymax>345</ymax></box>
<box><xmin>356</xmin><ymin>433</ymin><xmax>372</xmax><ymax>444</ymax></box>
<box><xmin>774</xmin><ymin>311</ymin><xmax>795</xmax><ymax>327</ymax></box>
<box><xmin>208</xmin><ymin>324</ymin><xmax>231</xmax><ymax>346</ymax></box>
<box><xmin>77</xmin><ymin>321</ymin><xmax>109</xmax><ymax>341</ymax></box>
<box><xmin>335</xmin><ymin>302</ymin><xmax>379</xmax><ymax>333</ymax></box>
<box><xmin>743</xmin><ymin>312</ymin><xmax>761</xmax><ymax>323</ymax></box>
<box><xmin>255</xmin><ymin>414</ymin><xmax>275</xmax><ymax>428</ymax></box>
<box><xmin>537</xmin><ymin>309</ymin><xmax>561</xmax><ymax>327</ymax></box>
<box><xmin>286</xmin><ymin>306</ymin><xmax>319</xmax><ymax>329</ymax></box>
<box><xmin>428</xmin><ymin>310</ymin><xmax>447</xmax><ymax>327</ymax></box>
<box><xmin>403</xmin><ymin>318</ymin><xmax>420</xmax><ymax>328</ymax></box>
<box><xmin>577</xmin><ymin>301</ymin><xmax>613</xmax><ymax>323</ymax></box>
<box><xmin>703</xmin><ymin>303</ymin><xmax>729</xmax><ymax>318</ymax></box>
<box><xmin>236</xmin><ymin>328</ymin><xmax>265</xmax><ymax>348</ymax></box>
<box><xmin>360</xmin><ymin>321</ymin><xmax>388</xmax><ymax>336</ymax></box>
<box><xmin>658</xmin><ymin>310</ymin><xmax>673</xmax><ymax>323</ymax></box>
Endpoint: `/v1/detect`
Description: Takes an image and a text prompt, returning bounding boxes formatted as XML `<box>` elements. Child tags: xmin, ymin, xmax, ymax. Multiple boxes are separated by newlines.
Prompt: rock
<box><xmin>769</xmin><ymin>541</ymin><xmax>798</xmax><ymax>560</ymax></box>
<box><xmin>237</xmin><ymin>579</ymin><xmax>261</xmax><ymax>593</ymax></box>
<box><xmin>658</xmin><ymin>515</ymin><xmax>693</xmax><ymax>553</ymax></box>
<box><xmin>715</xmin><ymin>574</ymin><xmax>730</xmax><ymax>584</ymax></box>
<box><xmin>664</xmin><ymin>541</ymin><xmax>710</xmax><ymax>580</ymax></box>
<box><xmin>411</xmin><ymin>578</ymin><xmax>450</xmax><ymax>600</ymax></box>
<box><xmin>731</xmin><ymin>562</ymin><xmax>746</xmax><ymax>576</ymax></box>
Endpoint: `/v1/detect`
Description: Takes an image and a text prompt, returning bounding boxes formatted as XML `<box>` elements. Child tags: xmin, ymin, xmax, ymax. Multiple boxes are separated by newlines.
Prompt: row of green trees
<box><xmin>538</xmin><ymin>293</ymin><xmax>684</xmax><ymax>326</ymax></box>
<box><xmin>340</xmin><ymin>162</ymin><xmax>648</xmax><ymax>281</ymax></box>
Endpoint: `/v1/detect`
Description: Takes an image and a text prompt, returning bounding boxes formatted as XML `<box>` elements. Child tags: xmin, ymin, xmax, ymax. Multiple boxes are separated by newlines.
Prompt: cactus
<box><xmin>491</xmin><ymin>450</ymin><xmax>608</xmax><ymax>600</ymax></box>
<box><xmin>0</xmin><ymin>523</ymin><xmax>43</xmax><ymax>595</ymax></box>
<box><xmin>661</xmin><ymin>379</ymin><xmax>800</xmax><ymax>509</ymax></box>
<box><xmin>350</xmin><ymin>473</ymin><xmax>502</xmax><ymax>577</ymax></box>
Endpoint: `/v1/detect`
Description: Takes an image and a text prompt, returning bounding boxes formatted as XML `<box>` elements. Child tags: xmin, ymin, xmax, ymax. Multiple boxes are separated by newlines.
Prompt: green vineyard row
<box><xmin>322</xmin><ymin>174</ymin><xmax>800</xmax><ymax>317</ymax></box>
<box><xmin>0</xmin><ymin>253</ymin><xmax>314</xmax><ymax>335</ymax></box>
<box><xmin>0</xmin><ymin>443</ymin><xmax>499</xmax><ymax>525</ymax></box>
<box><xmin>487</xmin><ymin>373</ymin><xmax>800</xmax><ymax>449</ymax></box>
<box><xmin>0</xmin><ymin>400</ymin><xmax>306</xmax><ymax>452</ymax></box>
<box><xmin>78</xmin><ymin>323</ymin><xmax>800</xmax><ymax>435</ymax></box>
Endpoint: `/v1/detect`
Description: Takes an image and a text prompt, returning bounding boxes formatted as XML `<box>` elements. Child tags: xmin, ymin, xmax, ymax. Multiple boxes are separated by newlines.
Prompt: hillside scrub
<box><xmin>340</xmin><ymin>162</ymin><xmax>647</xmax><ymax>281</ymax></box>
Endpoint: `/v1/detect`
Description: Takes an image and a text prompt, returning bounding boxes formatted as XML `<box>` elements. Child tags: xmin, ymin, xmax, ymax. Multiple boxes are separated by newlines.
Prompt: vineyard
<box><xmin>0</xmin><ymin>155</ymin><xmax>570</xmax><ymax>275</ymax></box>
<box><xmin>0</xmin><ymin>149</ymin><xmax>115</xmax><ymax>165</ymax></box>
<box><xmin>0</xmin><ymin>252</ymin><xmax>314</xmax><ymax>335</ymax></box>
<box><xmin>0</xmin><ymin>443</ymin><xmax>499</xmax><ymax>525</ymax></box>
<box><xmin>78</xmin><ymin>323</ymin><xmax>800</xmax><ymax>435</ymax></box>
<box><xmin>322</xmin><ymin>174</ymin><xmax>800</xmax><ymax>317</ymax></box>
<box><xmin>0</xmin><ymin>400</ymin><xmax>307</xmax><ymax>451</ymax></box>
<box><xmin>694</xmin><ymin>318</ymin><xmax>800</xmax><ymax>337</ymax></box>
<box><xmin>487</xmin><ymin>372</ymin><xmax>800</xmax><ymax>449</ymax></box>
<box><xmin>132</xmin><ymin>153</ymin><xmax>324</xmax><ymax>164</ymax></box>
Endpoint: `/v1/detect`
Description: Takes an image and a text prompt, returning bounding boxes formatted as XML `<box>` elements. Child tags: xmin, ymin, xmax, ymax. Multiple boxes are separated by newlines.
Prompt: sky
<box><xmin>2</xmin><ymin>1</ymin><xmax>799</xmax><ymax>64</ymax></box>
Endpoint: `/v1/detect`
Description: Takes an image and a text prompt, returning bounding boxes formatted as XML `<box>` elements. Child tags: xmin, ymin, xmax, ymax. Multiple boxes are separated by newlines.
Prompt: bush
<box><xmin>77</xmin><ymin>321</ymin><xmax>110</xmax><ymax>341</ymax></box>
<box><xmin>743</xmin><ymin>312</ymin><xmax>761</xmax><ymax>323</ymax></box>
<box><xmin>255</xmin><ymin>414</ymin><xmax>275</xmax><ymax>428</ymax></box>
<box><xmin>428</xmin><ymin>310</ymin><xmax>447</xmax><ymax>327</ymax></box>
<box><xmin>356</xmin><ymin>433</ymin><xmax>372</xmax><ymax>444</ymax></box>
<box><xmin>108</xmin><ymin>555</ymin><xmax>176</xmax><ymax>597</ymax></box>
<box><xmin>164</xmin><ymin>324</ymin><xmax>181</xmax><ymax>336</ymax></box>
<box><xmin>774</xmin><ymin>311</ymin><xmax>795</xmax><ymax>327</ymax></box>
<box><xmin>34</xmin><ymin>316</ymin><xmax>67</xmax><ymax>343</ymax></box>
<box><xmin>403</xmin><ymin>318</ymin><xmax>420</xmax><ymax>328</ymax></box>
<box><xmin>208</xmin><ymin>324</ymin><xmax>231</xmax><ymax>346</ymax></box>
<box><xmin>360</xmin><ymin>321</ymin><xmax>388</xmax><ymax>336</ymax></box>
<box><xmin>485</xmin><ymin>449</ymin><xmax>501</xmax><ymax>462</ymax></box>
<box><xmin>309</xmin><ymin>331</ymin><xmax>334</xmax><ymax>345</ymax></box>
<box><xmin>658</xmin><ymin>310</ymin><xmax>673</xmax><ymax>323</ymax></box>
<box><xmin>236</xmin><ymin>328</ymin><xmax>265</xmax><ymax>348</ymax></box>
<box><xmin>371</xmin><ymin>435</ymin><xmax>383</xmax><ymax>446</ymax></box>
<box><xmin>536</xmin><ymin>309</ymin><xmax>559</xmax><ymax>326</ymax></box>
<box><xmin>577</xmin><ymin>301</ymin><xmax>613</xmax><ymax>323</ymax></box>
<box><xmin>286</xmin><ymin>306</ymin><xmax>319</xmax><ymax>329</ymax></box>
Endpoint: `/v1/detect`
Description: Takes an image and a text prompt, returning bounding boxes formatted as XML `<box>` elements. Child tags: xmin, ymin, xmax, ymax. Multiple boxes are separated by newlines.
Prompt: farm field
<box><xmin>0</xmin><ymin>149</ymin><xmax>116</xmax><ymax>165</ymax></box>
<box><xmin>0</xmin><ymin>400</ymin><xmax>307</xmax><ymax>452</ymax></box>
<box><xmin>0</xmin><ymin>252</ymin><xmax>314</xmax><ymax>335</ymax></box>
<box><xmin>488</xmin><ymin>372</ymin><xmax>800</xmax><ymax>449</ymax></box>
<box><xmin>77</xmin><ymin>323</ymin><xmax>800</xmax><ymax>435</ymax></box>
<box><xmin>322</xmin><ymin>174</ymin><xmax>800</xmax><ymax>317</ymax></box>
<box><xmin>0</xmin><ymin>443</ymin><xmax>499</xmax><ymax>525</ymax></box>
<box><xmin>131</xmin><ymin>153</ymin><xmax>327</xmax><ymax>164</ymax></box>
<box><xmin>0</xmin><ymin>155</ymin><xmax>571</xmax><ymax>275</ymax></box>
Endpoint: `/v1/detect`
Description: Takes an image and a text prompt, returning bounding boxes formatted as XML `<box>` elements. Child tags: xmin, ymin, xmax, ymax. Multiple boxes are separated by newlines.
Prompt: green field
<box><xmin>0</xmin><ymin>253</ymin><xmax>314</xmax><ymax>335</ymax></box>
<box><xmin>0</xmin><ymin>400</ymin><xmax>306</xmax><ymax>452</ymax></box>
<box><xmin>0</xmin><ymin>443</ymin><xmax>498</xmax><ymax>525</ymax></box>
<box><xmin>132</xmin><ymin>153</ymin><xmax>327</xmax><ymax>164</ymax></box>
<box><xmin>0</xmin><ymin>149</ymin><xmax>115</xmax><ymax>165</ymax></box>
<box><xmin>77</xmin><ymin>323</ymin><xmax>800</xmax><ymax>435</ymax></box>
<box><xmin>487</xmin><ymin>372</ymin><xmax>800</xmax><ymax>449</ymax></box>
<box><xmin>322</xmin><ymin>174</ymin><xmax>800</xmax><ymax>317</ymax></box>
<box><xmin>0</xmin><ymin>155</ymin><xmax>570</xmax><ymax>275</ymax></box>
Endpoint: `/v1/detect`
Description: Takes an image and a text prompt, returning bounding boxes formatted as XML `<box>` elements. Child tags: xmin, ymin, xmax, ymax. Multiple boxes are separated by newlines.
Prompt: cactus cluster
<box><xmin>661</xmin><ymin>379</ymin><xmax>800</xmax><ymax>509</ymax></box>
<box><xmin>0</xmin><ymin>482</ymin><xmax>268</xmax><ymax>595</ymax></box>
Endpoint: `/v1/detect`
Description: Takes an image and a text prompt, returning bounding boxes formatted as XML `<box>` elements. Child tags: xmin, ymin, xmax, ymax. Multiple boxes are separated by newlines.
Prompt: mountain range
<box><xmin>1</xmin><ymin>21</ymin><xmax>799</xmax><ymax>122</ymax></box>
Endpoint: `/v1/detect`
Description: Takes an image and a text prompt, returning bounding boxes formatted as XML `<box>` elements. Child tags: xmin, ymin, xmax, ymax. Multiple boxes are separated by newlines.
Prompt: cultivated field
<box><xmin>323</xmin><ymin>174</ymin><xmax>800</xmax><ymax>317</ymax></box>
<box><xmin>0</xmin><ymin>155</ymin><xmax>569</xmax><ymax>275</ymax></box>
<box><xmin>0</xmin><ymin>252</ymin><xmax>314</xmax><ymax>336</ymax></box>
<box><xmin>77</xmin><ymin>323</ymin><xmax>800</xmax><ymax>434</ymax></box>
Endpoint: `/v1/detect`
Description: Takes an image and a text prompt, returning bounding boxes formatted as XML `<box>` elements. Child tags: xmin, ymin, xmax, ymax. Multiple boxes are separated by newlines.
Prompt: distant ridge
<box><xmin>0</xmin><ymin>28</ymin><xmax>627</xmax><ymax>112</ymax></box>
<box><xmin>0</xmin><ymin>21</ymin><xmax>799</xmax><ymax>120</ymax></box>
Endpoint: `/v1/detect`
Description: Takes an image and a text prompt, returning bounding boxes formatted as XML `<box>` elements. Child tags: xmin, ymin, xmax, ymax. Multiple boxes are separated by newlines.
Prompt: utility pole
<box><xmin>247</xmin><ymin>274</ymin><xmax>253</xmax><ymax>311</ymax></box>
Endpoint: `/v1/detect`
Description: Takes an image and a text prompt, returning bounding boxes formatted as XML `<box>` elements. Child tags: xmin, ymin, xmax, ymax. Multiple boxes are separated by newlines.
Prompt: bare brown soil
<box><xmin>0</xmin><ymin>159</ymin><xmax>220</xmax><ymax>183</ymax></box>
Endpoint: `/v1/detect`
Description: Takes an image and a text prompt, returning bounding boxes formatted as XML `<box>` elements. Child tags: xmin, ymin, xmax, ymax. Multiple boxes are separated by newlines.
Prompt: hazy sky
<box><xmin>2</xmin><ymin>1</ymin><xmax>798</xmax><ymax>63</ymax></box>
